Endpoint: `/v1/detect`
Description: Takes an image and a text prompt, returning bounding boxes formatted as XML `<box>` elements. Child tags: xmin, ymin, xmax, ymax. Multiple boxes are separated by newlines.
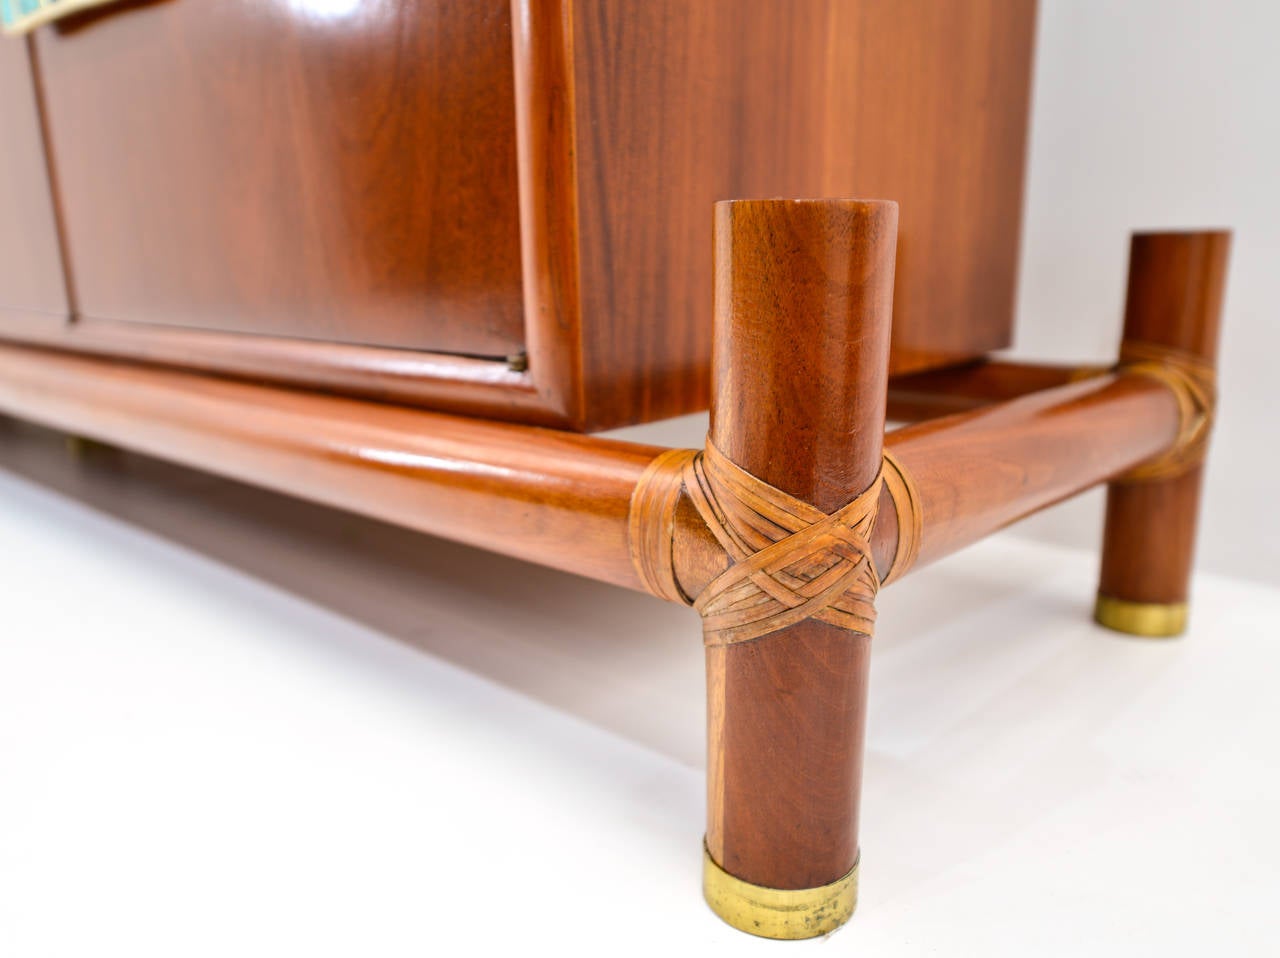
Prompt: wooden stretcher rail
<box><xmin>886</xmin><ymin>358</ymin><xmax>1102</xmax><ymax>421</ymax></box>
<box><xmin>0</xmin><ymin>342</ymin><xmax>658</xmax><ymax>591</ymax></box>
<box><xmin>881</xmin><ymin>372</ymin><xmax>1179</xmax><ymax>571</ymax></box>
<box><xmin>0</xmin><ymin>342</ymin><xmax>1181</xmax><ymax>597</ymax></box>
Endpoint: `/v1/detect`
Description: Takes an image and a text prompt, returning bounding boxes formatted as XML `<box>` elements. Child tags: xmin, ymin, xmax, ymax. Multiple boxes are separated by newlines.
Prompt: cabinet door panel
<box><xmin>34</xmin><ymin>0</ymin><xmax>525</xmax><ymax>358</ymax></box>
<box><xmin>0</xmin><ymin>38</ymin><xmax>67</xmax><ymax>316</ymax></box>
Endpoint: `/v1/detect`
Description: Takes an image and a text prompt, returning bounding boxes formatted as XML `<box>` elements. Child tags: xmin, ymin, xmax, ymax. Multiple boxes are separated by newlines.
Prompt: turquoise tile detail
<box><xmin>5</xmin><ymin>0</ymin><xmax>128</xmax><ymax>32</ymax></box>
<box><xmin>5</xmin><ymin>0</ymin><xmax>128</xmax><ymax>34</ymax></box>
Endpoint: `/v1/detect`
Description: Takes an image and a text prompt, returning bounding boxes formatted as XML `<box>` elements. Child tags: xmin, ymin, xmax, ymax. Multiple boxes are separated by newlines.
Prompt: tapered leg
<box><xmin>1096</xmin><ymin>231</ymin><xmax>1230</xmax><ymax>636</ymax></box>
<box><xmin>700</xmin><ymin>199</ymin><xmax>897</xmax><ymax>938</ymax></box>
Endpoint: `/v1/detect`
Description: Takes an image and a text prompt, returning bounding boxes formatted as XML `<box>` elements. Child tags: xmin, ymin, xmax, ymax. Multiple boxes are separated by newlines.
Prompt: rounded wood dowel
<box><xmin>1096</xmin><ymin>231</ymin><xmax>1230</xmax><ymax>636</ymax></box>
<box><xmin>0</xmin><ymin>342</ymin><xmax>659</xmax><ymax>590</ymax></box>
<box><xmin>884</xmin><ymin>372</ymin><xmax>1181</xmax><ymax>571</ymax></box>
<box><xmin>702</xmin><ymin>199</ymin><xmax>897</xmax><ymax>938</ymax></box>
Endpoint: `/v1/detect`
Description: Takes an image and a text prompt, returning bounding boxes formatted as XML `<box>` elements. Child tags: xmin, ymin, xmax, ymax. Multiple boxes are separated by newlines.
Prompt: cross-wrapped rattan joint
<box><xmin>628</xmin><ymin>441</ymin><xmax>922</xmax><ymax>646</ymax></box>
<box><xmin>1116</xmin><ymin>340</ymin><xmax>1217</xmax><ymax>482</ymax></box>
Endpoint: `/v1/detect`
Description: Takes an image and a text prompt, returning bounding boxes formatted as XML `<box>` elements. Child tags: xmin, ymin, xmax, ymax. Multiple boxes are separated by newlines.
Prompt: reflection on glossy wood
<box><xmin>0</xmin><ymin>342</ymin><xmax>657</xmax><ymax>590</ymax></box>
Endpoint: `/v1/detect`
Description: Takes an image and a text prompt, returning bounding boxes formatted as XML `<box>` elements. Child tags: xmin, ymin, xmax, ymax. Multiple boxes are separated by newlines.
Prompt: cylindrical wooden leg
<box><xmin>1096</xmin><ymin>231</ymin><xmax>1230</xmax><ymax>637</ymax></box>
<box><xmin>702</xmin><ymin>199</ymin><xmax>897</xmax><ymax>938</ymax></box>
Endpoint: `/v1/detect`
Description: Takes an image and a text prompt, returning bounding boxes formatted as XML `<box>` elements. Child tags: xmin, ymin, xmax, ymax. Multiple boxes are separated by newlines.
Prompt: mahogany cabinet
<box><xmin>0</xmin><ymin>0</ymin><xmax>1235</xmax><ymax>940</ymax></box>
<box><xmin>0</xmin><ymin>0</ymin><xmax>1036</xmax><ymax>430</ymax></box>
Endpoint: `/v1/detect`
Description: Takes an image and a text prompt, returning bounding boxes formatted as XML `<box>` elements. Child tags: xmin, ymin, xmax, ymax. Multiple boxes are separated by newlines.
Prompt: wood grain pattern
<box><xmin>33</xmin><ymin>0</ymin><xmax>527</xmax><ymax>357</ymax></box>
<box><xmin>570</xmin><ymin>0</ymin><xmax>1036</xmax><ymax>428</ymax></box>
<box><xmin>705</xmin><ymin>199</ymin><xmax>896</xmax><ymax>890</ymax></box>
<box><xmin>0</xmin><ymin>37</ymin><xmax>67</xmax><ymax>316</ymax></box>
<box><xmin>1098</xmin><ymin>231</ymin><xmax>1230</xmax><ymax>606</ymax></box>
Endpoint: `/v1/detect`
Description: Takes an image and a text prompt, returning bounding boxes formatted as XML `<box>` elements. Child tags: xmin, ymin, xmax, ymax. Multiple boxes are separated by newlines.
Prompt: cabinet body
<box><xmin>0</xmin><ymin>0</ymin><xmax>1037</xmax><ymax>430</ymax></box>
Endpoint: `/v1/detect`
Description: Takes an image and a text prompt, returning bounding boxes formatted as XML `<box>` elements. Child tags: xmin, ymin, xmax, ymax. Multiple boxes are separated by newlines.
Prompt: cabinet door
<box><xmin>33</xmin><ymin>0</ymin><xmax>526</xmax><ymax>358</ymax></box>
<box><xmin>0</xmin><ymin>37</ymin><xmax>67</xmax><ymax>317</ymax></box>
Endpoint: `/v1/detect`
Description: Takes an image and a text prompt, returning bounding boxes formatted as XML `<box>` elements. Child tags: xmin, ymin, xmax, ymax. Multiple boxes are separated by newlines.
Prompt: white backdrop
<box><xmin>1012</xmin><ymin>0</ymin><xmax>1279</xmax><ymax>585</ymax></box>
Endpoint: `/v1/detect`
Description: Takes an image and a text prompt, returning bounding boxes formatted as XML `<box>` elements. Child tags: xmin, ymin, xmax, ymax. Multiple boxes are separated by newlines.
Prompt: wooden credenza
<box><xmin>1</xmin><ymin>0</ymin><xmax>1230</xmax><ymax>942</ymax></box>
<box><xmin>1</xmin><ymin>0</ymin><xmax>1035</xmax><ymax>430</ymax></box>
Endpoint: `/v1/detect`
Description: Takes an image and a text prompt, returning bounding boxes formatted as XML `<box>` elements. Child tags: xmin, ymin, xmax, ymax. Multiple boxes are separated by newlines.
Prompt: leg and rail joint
<box><xmin>623</xmin><ymin>217</ymin><xmax>1228</xmax><ymax>938</ymax></box>
<box><xmin>0</xmin><ymin>198</ymin><xmax>1228</xmax><ymax>941</ymax></box>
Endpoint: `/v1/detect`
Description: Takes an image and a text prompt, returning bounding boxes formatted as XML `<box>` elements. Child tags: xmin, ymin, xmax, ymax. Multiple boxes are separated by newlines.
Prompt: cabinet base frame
<box><xmin>0</xmin><ymin>219</ymin><xmax>1229</xmax><ymax>941</ymax></box>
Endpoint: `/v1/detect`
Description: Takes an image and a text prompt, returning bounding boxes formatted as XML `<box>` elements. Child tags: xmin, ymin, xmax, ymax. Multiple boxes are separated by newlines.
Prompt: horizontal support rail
<box><xmin>887</xmin><ymin>358</ymin><xmax>1104</xmax><ymax>421</ymax></box>
<box><xmin>0</xmin><ymin>343</ymin><xmax>657</xmax><ymax>590</ymax></box>
<box><xmin>879</xmin><ymin>372</ymin><xmax>1180</xmax><ymax>571</ymax></box>
<box><xmin>0</xmin><ymin>344</ymin><xmax>1181</xmax><ymax>600</ymax></box>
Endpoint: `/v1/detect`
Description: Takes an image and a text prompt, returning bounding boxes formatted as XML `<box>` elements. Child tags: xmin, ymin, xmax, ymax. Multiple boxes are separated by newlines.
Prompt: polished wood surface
<box><xmin>0</xmin><ymin>37</ymin><xmax>66</xmax><ymax>316</ymax></box>
<box><xmin>887</xmin><ymin>359</ymin><xmax>1094</xmax><ymax>422</ymax></box>
<box><xmin>0</xmin><ymin>310</ymin><xmax>567</xmax><ymax>426</ymax></box>
<box><xmin>0</xmin><ymin>0</ymin><xmax>583</xmax><ymax>428</ymax></box>
<box><xmin>33</xmin><ymin>0</ymin><xmax>526</xmax><ymax>357</ymax></box>
<box><xmin>6</xmin><ymin>0</ymin><xmax>1036</xmax><ymax>430</ymax></box>
<box><xmin>1099</xmin><ymin>232</ymin><xmax>1230</xmax><ymax>606</ymax></box>
<box><xmin>885</xmin><ymin>374</ymin><xmax>1181</xmax><ymax>569</ymax></box>
<box><xmin>570</xmin><ymin>0</ymin><xmax>1036</xmax><ymax>427</ymax></box>
<box><xmin>0</xmin><ymin>319</ymin><xmax>1210</xmax><ymax>609</ymax></box>
<box><xmin>0</xmin><ymin>342</ymin><xmax>658</xmax><ymax>590</ymax></box>
<box><xmin>510</xmin><ymin>0</ymin><xmax>585</xmax><ymax>425</ymax></box>
<box><xmin>705</xmin><ymin>200</ymin><xmax>896</xmax><ymax>891</ymax></box>
<box><xmin>0</xmin><ymin>330</ymin><xmax>1201</xmax><ymax>607</ymax></box>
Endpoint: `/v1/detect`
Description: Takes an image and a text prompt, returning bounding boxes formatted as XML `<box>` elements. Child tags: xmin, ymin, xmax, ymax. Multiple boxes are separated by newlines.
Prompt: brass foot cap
<box><xmin>702</xmin><ymin>842</ymin><xmax>858</xmax><ymax>940</ymax></box>
<box><xmin>1094</xmin><ymin>595</ymin><xmax>1188</xmax><ymax>637</ymax></box>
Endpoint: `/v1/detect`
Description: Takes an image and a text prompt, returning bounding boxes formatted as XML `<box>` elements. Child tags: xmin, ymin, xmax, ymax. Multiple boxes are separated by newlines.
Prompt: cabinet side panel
<box><xmin>571</xmin><ymin>0</ymin><xmax>1036</xmax><ymax>429</ymax></box>
<box><xmin>0</xmin><ymin>38</ymin><xmax>67</xmax><ymax>316</ymax></box>
<box><xmin>831</xmin><ymin>0</ymin><xmax>1036</xmax><ymax>372</ymax></box>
